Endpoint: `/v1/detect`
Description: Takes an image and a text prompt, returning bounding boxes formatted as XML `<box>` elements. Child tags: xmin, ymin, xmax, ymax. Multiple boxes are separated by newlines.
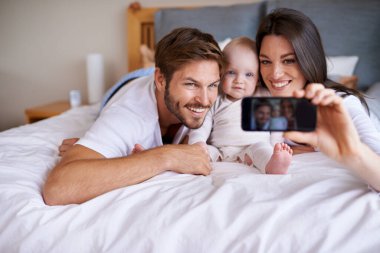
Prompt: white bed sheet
<box><xmin>1</xmin><ymin>104</ymin><xmax>379</xmax><ymax>253</ymax></box>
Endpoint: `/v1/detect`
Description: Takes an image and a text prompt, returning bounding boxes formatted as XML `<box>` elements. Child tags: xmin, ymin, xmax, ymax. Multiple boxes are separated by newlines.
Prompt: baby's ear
<box><xmin>140</xmin><ymin>44</ymin><xmax>155</xmax><ymax>68</ymax></box>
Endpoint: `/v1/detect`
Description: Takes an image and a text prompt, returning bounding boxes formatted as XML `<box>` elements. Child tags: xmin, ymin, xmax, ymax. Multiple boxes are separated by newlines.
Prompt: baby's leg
<box><xmin>235</xmin><ymin>142</ymin><xmax>273</xmax><ymax>173</ymax></box>
<box><xmin>265</xmin><ymin>143</ymin><xmax>293</xmax><ymax>174</ymax></box>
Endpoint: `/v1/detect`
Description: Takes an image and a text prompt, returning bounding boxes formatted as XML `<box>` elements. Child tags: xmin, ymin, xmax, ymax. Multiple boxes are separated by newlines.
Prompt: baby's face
<box><xmin>272</xmin><ymin>106</ymin><xmax>281</xmax><ymax>117</ymax></box>
<box><xmin>222</xmin><ymin>46</ymin><xmax>259</xmax><ymax>101</ymax></box>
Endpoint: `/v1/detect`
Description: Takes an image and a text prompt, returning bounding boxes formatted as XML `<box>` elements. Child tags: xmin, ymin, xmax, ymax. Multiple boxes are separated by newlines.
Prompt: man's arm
<box><xmin>43</xmin><ymin>144</ymin><xmax>211</xmax><ymax>205</ymax></box>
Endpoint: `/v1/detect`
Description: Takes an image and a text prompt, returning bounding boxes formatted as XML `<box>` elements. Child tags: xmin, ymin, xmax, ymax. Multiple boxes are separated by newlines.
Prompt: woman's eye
<box><xmin>284</xmin><ymin>58</ymin><xmax>296</xmax><ymax>64</ymax></box>
<box><xmin>260</xmin><ymin>60</ymin><xmax>270</xmax><ymax>65</ymax></box>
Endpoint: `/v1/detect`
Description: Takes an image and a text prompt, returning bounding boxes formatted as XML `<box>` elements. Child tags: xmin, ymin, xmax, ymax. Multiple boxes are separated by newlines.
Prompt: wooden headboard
<box><xmin>126</xmin><ymin>3</ymin><xmax>194</xmax><ymax>72</ymax></box>
<box><xmin>126</xmin><ymin>4</ymin><xmax>158</xmax><ymax>72</ymax></box>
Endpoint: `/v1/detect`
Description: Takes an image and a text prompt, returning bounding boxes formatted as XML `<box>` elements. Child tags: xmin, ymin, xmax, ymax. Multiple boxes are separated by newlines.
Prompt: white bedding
<box><xmin>1</xmin><ymin>105</ymin><xmax>380</xmax><ymax>253</ymax></box>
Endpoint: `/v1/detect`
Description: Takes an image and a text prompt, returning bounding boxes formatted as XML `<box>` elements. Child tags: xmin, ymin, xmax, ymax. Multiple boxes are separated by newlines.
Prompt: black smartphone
<box><xmin>241</xmin><ymin>97</ymin><xmax>317</xmax><ymax>132</ymax></box>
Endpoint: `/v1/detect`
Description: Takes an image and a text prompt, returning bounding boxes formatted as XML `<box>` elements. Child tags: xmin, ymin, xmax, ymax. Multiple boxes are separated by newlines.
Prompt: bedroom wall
<box><xmin>0</xmin><ymin>0</ymin><xmax>259</xmax><ymax>132</ymax></box>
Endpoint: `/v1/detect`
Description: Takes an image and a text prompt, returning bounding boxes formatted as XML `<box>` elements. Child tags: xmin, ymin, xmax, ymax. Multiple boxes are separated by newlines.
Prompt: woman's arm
<box><xmin>284</xmin><ymin>84</ymin><xmax>380</xmax><ymax>191</ymax></box>
<box><xmin>343</xmin><ymin>95</ymin><xmax>380</xmax><ymax>154</ymax></box>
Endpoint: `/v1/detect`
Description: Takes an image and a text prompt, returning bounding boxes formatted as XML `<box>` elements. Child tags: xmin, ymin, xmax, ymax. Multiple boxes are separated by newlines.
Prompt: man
<box><xmin>43</xmin><ymin>28</ymin><xmax>224</xmax><ymax>205</ymax></box>
<box><xmin>251</xmin><ymin>99</ymin><xmax>272</xmax><ymax>130</ymax></box>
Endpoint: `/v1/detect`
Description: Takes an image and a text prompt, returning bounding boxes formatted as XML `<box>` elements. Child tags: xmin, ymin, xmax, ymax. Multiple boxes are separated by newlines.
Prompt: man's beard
<box><xmin>164</xmin><ymin>88</ymin><xmax>208</xmax><ymax>129</ymax></box>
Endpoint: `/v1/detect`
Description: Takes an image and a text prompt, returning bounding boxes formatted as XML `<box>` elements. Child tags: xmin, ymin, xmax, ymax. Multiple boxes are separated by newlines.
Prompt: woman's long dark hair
<box><xmin>256</xmin><ymin>8</ymin><xmax>368</xmax><ymax>112</ymax></box>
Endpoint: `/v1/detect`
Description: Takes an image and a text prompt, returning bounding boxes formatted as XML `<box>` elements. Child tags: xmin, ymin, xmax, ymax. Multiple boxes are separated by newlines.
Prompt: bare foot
<box><xmin>265</xmin><ymin>143</ymin><xmax>293</xmax><ymax>174</ymax></box>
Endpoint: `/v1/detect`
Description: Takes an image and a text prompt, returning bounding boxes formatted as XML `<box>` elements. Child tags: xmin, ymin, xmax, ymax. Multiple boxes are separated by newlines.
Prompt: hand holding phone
<box><xmin>241</xmin><ymin>97</ymin><xmax>317</xmax><ymax>132</ymax></box>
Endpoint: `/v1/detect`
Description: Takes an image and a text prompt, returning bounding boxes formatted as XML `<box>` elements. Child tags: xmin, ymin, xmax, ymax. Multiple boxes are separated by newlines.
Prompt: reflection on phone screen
<box><xmin>242</xmin><ymin>97</ymin><xmax>316</xmax><ymax>132</ymax></box>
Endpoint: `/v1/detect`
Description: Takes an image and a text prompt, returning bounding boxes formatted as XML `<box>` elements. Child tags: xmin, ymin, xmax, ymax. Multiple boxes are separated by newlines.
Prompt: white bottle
<box><xmin>86</xmin><ymin>53</ymin><xmax>105</xmax><ymax>104</ymax></box>
<box><xmin>69</xmin><ymin>90</ymin><xmax>82</xmax><ymax>108</ymax></box>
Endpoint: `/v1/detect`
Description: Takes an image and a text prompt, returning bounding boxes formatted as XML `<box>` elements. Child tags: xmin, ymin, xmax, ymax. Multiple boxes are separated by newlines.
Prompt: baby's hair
<box><xmin>223</xmin><ymin>36</ymin><xmax>257</xmax><ymax>56</ymax></box>
<box><xmin>221</xmin><ymin>36</ymin><xmax>260</xmax><ymax>94</ymax></box>
<box><xmin>222</xmin><ymin>36</ymin><xmax>258</xmax><ymax>71</ymax></box>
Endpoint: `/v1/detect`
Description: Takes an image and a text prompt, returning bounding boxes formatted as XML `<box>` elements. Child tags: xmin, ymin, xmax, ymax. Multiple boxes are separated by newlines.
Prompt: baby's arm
<box><xmin>188</xmin><ymin>110</ymin><xmax>213</xmax><ymax>144</ymax></box>
<box><xmin>188</xmin><ymin>109</ymin><xmax>223</xmax><ymax>161</ymax></box>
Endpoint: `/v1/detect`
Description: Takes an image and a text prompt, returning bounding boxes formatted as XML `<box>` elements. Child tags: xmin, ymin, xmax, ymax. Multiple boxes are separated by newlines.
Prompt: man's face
<box><xmin>165</xmin><ymin>60</ymin><xmax>220</xmax><ymax>129</ymax></box>
<box><xmin>254</xmin><ymin>105</ymin><xmax>271</xmax><ymax>127</ymax></box>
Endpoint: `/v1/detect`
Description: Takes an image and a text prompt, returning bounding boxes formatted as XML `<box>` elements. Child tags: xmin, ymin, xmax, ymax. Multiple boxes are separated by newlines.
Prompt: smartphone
<box><xmin>241</xmin><ymin>97</ymin><xmax>317</xmax><ymax>132</ymax></box>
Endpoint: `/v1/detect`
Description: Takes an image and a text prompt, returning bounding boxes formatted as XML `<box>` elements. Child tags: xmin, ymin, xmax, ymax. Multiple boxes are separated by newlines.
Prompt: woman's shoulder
<box><xmin>341</xmin><ymin>93</ymin><xmax>363</xmax><ymax>108</ymax></box>
<box><xmin>333</xmin><ymin>91</ymin><xmax>361</xmax><ymax>107</ymax></box>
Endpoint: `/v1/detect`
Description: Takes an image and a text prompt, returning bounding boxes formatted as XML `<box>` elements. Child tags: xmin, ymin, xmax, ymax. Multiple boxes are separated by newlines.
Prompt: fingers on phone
<box><xmin>305</xmin><ymin>83</ymin><xmax>325</xmax><ymax>99</ymax></box>
<box><xmin>311</xmin><ymin>88</ymin><xmax>334</xmax><ymax>104</ymax></box>
<box><xmin>293</xmin><ymin>89</ymin><xmax>305</xmax><ymax>98</ymax></box>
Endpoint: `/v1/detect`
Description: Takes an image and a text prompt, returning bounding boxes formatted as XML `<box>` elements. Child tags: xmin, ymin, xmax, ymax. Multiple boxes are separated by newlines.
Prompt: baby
<box><xmin>188</xmin><ymin>37</ymin><xmax>292</xmax><ymax>174</ymax></box>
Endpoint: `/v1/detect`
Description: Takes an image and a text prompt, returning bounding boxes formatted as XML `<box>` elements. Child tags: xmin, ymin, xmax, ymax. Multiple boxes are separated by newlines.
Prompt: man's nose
<box><xmin>195</xmin><ymin>88</ymin><xmax>210</xmax><ymax>105</ymax></box>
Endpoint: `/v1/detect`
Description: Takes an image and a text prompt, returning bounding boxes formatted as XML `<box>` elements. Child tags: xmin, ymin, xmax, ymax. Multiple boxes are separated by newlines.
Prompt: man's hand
<box><xmin>58</xmin><ymin>138</ymin><xmax>79</xmax><ymax>156</ymax></box>
<box><xmin>148</xmin><ymin>144</ymin><xmax>211</xmax><ymax>175</ymax></box>
<box><xmin>131</xmin><ymin>142</ymin><xmax>211</xmax><ymax>175</ymax></box>
<box><xmin>168</xmin><ymin>143</ymin><xmax>212</xmax><ymax>175</ymax></box>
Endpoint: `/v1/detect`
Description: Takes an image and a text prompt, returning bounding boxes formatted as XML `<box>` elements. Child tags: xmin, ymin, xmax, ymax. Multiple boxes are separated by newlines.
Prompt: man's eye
<box><xmin>209</xmin><ymin>82</ymin><xmax>220</xmax><ymax>88</ymax></box>
<box><xmin>185</xmin><ymin>83</ymin><xmax>196</xmax><ymax>87</ymax></box>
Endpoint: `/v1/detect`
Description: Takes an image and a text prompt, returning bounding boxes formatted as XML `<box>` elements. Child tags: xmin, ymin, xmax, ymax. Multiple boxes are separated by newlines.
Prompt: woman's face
<box><xmin>280</xmin><ymin>100</ymin><xmax>294</xmax><ymax>119</ymax></box>
<box><xmin>259</xmin><ymin>35</ymin><xmax>307</xmax><ymax>97</ymax></box>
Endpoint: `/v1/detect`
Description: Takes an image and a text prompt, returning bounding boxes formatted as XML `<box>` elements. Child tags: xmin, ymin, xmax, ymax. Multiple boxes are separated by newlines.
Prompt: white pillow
<box><xmin>218</xmin><ymin>38</ymin><xmax>232</xmax><ymax>50</ymax></box>
<box><xmin>326</xmin><ymin>55</ymin><xmax>359</xmax><ymax>78</ymax></box>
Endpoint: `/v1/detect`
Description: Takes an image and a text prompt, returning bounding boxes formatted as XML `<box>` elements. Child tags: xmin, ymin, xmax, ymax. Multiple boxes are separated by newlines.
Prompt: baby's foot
<box><xmin>265</xmin><ymin>143</ymin><xmax>293</xmax><ymax>174</ymax></box>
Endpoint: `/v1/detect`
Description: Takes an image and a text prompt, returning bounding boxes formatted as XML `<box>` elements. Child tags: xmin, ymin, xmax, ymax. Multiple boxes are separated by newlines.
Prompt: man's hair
<box><xmin>253</xmin><ymin>98</ymin><xmax>272</xmax><ymax>112</ymax></box>
<box><xmin>155</xmin><ymin>27</ymin><xmax>224</xmax><ymax>85</ymax></box>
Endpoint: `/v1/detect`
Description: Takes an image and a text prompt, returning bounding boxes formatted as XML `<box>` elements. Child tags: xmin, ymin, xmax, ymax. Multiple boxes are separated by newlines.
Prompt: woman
<box><xmin>256</xmin><ymin>8</ymin><xmax>380</xmax><ymax>155</ymax></box>
<box><xmin>279</xmin><ymin>98</ymin><xmax>295</xmax><ymax>129</ymax></box>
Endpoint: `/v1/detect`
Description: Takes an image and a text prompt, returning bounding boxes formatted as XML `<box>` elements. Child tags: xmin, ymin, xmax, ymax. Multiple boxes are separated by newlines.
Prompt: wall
<box><xmin>0</xmin><ymin>0</ymin><xmax>257</xmax><ymax>131</ymax></box>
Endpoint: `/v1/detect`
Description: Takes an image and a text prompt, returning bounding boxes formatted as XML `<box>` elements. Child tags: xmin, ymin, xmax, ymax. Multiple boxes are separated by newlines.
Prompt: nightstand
<box><xmin>25</xmin><ymin>101</ymin><xmax>71</xmax><ymax>123</ymax></box>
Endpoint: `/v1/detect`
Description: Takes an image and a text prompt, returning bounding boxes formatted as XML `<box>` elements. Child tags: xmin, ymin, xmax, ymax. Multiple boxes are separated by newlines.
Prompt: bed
<box><xmin>1</xmin><ymin>1</ymin><xmax>380</xmax><ymax>252</ymax></box>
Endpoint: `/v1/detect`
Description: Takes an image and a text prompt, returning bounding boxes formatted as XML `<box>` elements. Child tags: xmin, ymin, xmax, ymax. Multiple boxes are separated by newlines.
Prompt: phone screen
<box><xmin>241</xmin><ymin>97</ymin><xmax>317</xmax><ymax>132</ymax></box>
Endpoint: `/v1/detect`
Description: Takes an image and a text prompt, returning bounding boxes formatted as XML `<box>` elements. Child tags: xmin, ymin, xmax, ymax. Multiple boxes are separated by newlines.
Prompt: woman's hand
<box><xmin>284</xmin><ymin>84</ymin><xmax>361</xmax><ymax>164</ymax></box>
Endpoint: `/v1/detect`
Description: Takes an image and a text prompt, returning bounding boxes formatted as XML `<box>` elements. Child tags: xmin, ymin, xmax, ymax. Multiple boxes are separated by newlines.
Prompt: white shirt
<box><xmin>77</xmin><ymin>74</ymin><xmax>187</xmax><ymax>158</ymax></box>
<box><xmin>345</xmin><ymin>95</ymin><xmax>380</xmax><ymax>154</ymax></box>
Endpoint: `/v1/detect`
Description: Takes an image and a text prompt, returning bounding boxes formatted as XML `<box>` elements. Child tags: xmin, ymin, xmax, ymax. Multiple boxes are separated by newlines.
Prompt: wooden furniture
<box><xmin>126</xmin><ymin>3</ymin><xmax>192</xmax><ymax>71</ymax></box>
<box><xmin>127</xmin><ymin>4</ymin><xmax>157</xmax><ymax>72</ymax></box>
<box><xmin>25</xmin><ymin>101</ymin><xmax>71</xmax><ymax>123</ymax></box>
